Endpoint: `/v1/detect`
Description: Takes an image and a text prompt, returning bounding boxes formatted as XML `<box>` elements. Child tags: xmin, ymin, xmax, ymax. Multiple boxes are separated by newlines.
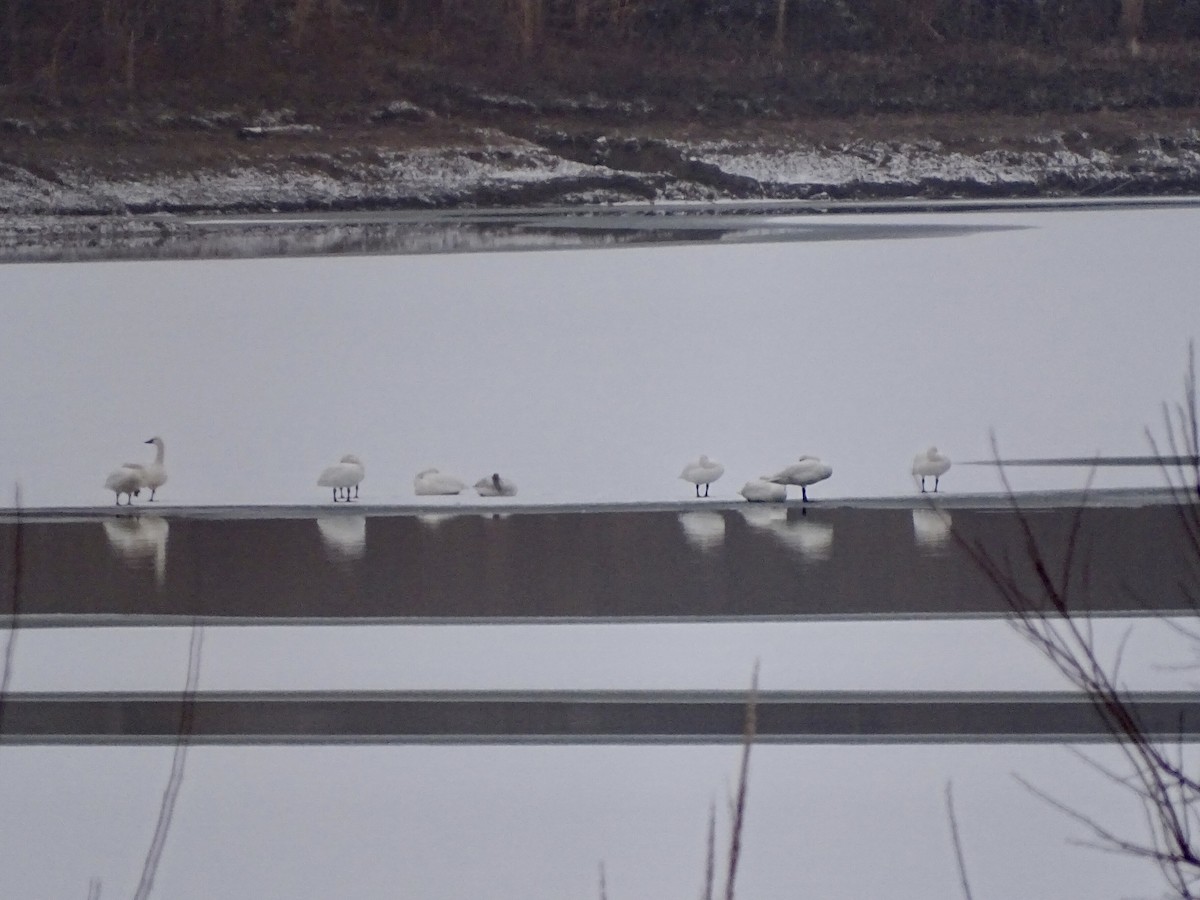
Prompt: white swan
<box><xmin>767</xmin><ymin>455</ymin><xmax>833</xmax><ymax>502</ymax></box>
<box><xmin>104</xmin><ymin>463</ymin><xmax>145</xmax><ymax>506</ymax></box>
<box><xmin>414</xmin><ymin>468</ymin><xmax>466</xmax><ymax>496</ymax></box>
<box><xmin>912</xmin><ymin>446</ymin><xmax>951</xmax><ymax>493</ymax></box>
<box><xmin>739</xmin><ymin>478</ymin><xmax>787</xmax><ymax>502</ymax></box>
<box><xmin>318</xmin><ymin>454</ymin><xmax>365</xmax><ymax>502</ymax></box>
<box><xmin>141</xmin><ymin>436</ymin><xmax>167</xmax><ymax>501</ymax></box>
<box><xmin>680</xmin><ymin>455</ymin><xmax>724</xmax><ymax>497</ymax></box>
<box><xmin>474</xmin><ymin>473</ymin><xmax>517</xmax><ymax>497</ymax></box>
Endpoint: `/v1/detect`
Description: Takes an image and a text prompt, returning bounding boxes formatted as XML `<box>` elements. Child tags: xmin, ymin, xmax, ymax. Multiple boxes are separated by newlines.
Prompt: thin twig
<box><xmin>724</xmin><ymin>662</ymin><xmax>758</xmax><ymax>900</ymax></box>
<box><xmin>132</xmin><ymin>622</ymin><xmax>203</xmax><ymax>900</ymax></box>
<box><xmin>0</xmin><ymin>484</ymin><xmax>24</xmax><ymax>736</ymax></box>
<box><xmin>945</xmin><ymin>782</ymin><xmax>975</xmax><ymax>900</ymax></box>
<box><xmin>701</xmin><ymin>800</ymin><xmax>716</xmax><ymax>900</ymax></box>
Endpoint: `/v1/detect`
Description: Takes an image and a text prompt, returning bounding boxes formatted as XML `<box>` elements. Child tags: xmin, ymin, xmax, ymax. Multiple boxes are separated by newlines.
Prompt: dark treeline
<box><xmin>2</xmin><ymin>0</ymin><xmax>1200</xmax><ymax>103</ymax></box>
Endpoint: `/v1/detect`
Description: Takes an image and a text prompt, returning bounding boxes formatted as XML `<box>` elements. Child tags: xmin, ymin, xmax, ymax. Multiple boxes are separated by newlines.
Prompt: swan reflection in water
<box><xmin>417</xmin><ymin>512</ymin><xmax>462</xmax><ymax>529</ymax></box>
<box><xmin>772</xmin><ymin>517</ymin><xmax>835</xmax><ymax>561</ymax></box>
<box><xmin>678</xmin><ymin>510</ymin><xmax>725</xmax><ymax>551</ymax></box>
<box><xmin>102</xmin><ymin>515</ymin><xmax>169</xmax><ymax>585</ymax></box>
<box><xmin>738</xmin><ymin>507</ymin><xmax>834</xmax><ymax>561</ymax></box>
<box><xmin>912</xmin><ymin>507</ymin><xmax>953</xmax><ymax>551</ymax></box>
<box><xmin>316</xmin><ymin>515</ymin><xmax>367</xmax><ymax>561</ymax></box>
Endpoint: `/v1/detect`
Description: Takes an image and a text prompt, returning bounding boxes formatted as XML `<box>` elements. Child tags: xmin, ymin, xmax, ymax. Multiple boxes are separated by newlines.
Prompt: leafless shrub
<box><xmin>952</xmin><ymin>345</ymin><xmax>1200</xmax><ymax>899</ymax></box>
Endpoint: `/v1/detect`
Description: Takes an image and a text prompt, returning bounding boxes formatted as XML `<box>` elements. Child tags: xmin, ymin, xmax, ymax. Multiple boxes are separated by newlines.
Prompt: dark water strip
<box><xmin>0</xmin><ymin>501</ymin><xmax>1193</xmax><ymax>622</ymax></box>
<box><xmin>2</xmin><ymin>691</ymin><xmax>1197</xmax><ymax>745</ymax></box>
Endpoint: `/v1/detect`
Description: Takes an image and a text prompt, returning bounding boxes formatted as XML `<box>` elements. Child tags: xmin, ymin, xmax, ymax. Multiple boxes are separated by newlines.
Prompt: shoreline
<box><xmin>0</xmin><ymin>486</ymin><xmax>1182</xmax><ymax>521</ymax></box>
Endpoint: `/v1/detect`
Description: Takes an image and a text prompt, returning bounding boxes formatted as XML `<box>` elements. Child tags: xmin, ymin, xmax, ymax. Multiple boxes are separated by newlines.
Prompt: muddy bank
<box><xmin>3</xmin><ymin>97</ymin><xmax>1200</xmax><ymax>226</ymax></box>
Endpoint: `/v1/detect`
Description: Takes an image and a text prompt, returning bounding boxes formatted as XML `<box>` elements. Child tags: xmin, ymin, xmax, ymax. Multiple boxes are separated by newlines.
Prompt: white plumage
<box><xmin>104</xmin><ymin>463</ymin><xmax>145</xmax><ymax>506</ymax></box>
<box><xmin>414</xmin><ymin>468</ymin><xmax>466</xmax><ymax>496</ymax></box>
<box><xmin>739</xmin><ymin>478</ymin><xmax>787</xmax><ymax>502</ymax></box>
<box><xmin>680</xmin><ymin>455</ymin><xmax>724</xmax><ymax>497</ymax></box>
<box><xmin>475</xmin><ymin>473</ymin><xmax>517</xmax><ymax>497</ymax></box>
<box><xmin>767</xmin><ymin>455</ymin><xmax>833</xmax><ymax>502</ymax></box>
<box><xmin>141</xmin><ymin>436</ymin><xmax>168</xmax><ymax>501</ymax></box>
<box><xmin>318</xmin><ymin>454</ymin><xmax>365</xmax><ymax>502</ymax></box>
<box><xmin>912</xmin><ymin>446</ymin><xmax>951</xmax><ymax>493</ymax></box>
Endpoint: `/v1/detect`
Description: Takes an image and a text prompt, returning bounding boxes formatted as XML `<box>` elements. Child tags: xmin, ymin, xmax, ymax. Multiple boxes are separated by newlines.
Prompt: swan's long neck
<box><xmin>153</xmin><ymin>443</ymin><xmax>164</xmax><ymax>464</ymax></box>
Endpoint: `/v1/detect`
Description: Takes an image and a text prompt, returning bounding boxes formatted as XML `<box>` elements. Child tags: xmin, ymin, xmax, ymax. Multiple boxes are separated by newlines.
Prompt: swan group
<box><xmin>317</xmin><ymin>454</ymin><xmax>366</xmax><ymax>502</ymax></box>
<box><xmin>99</xmin><ymin>437</ymin><xmax>950</xmax><ymax>506</ymax></box>
<box><xmin>766</xmin><ymin>456</ymin><xmax>834</xmax><ymax>503</ymax></box>
<box><xmin>104</xmin><ymin>437</ymin><xmax>168</xmax><ymax>505</ymax></box>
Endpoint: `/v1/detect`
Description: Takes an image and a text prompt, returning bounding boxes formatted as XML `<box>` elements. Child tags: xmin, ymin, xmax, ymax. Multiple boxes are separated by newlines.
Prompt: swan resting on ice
<box><xmin>680</xmin><ymin>455</ymin><xmax>724</xmax><ymax>498</ymax></box>
<box><xmin>414</xmin><ymin>468</ymin><xmax>466</xmax><ymax>496</ymax></box>
<box><xmin>104</xmin><ymin>463</ymin><xmax>145</xmax><ymax>506</ymax></box>
<box><xmin>318</xmin><ymin>454</ymin><xmax>365</xmax><ymax>502</ymax></box>
<box><xmin>739</xmin><ymin>478</ymin><xmax>787</xmax><ymax>502</ymax></box>
<box><xmin>912</xmin><ymin>446</ymin><xmax>951</xmax><ymax>493</ymax></box>
<box><xmin>767</xmin><ymin>456</ymin><xmax>833</xmax><ymax>502</ymax></box>
<box><xmin>141</xmin><ymin>436</ymin><xmax>168</xmax><ymax>501</ymax></box>
<box><xmin>475</xmin><ymin>473</ymin><xmax>518</xmax><ymax>497</ymax></box>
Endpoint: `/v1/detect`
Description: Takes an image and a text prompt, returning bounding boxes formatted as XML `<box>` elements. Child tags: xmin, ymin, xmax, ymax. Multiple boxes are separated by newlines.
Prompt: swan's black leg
<box><xmin>694</xmin><ymin>484</ymin><xmax>700</xmax><ymax>497</ymax></box>
<box><xmin>354</xmin><ymin>485</ymin><xmax>360</xmax><ymax>499</ymax></box>
<box><xmin>703</xmin><ymin>484</ymin><xmax>710</xmax><ymax>497</ymax></box>
<box><xmin>149</xmin><ymin>488</ymin><xmax>157</xmax><ymax>501</ymax></box>
<box><xmin>920</xmin><ymin>477</ymin><xmax>926</xmax><ymax>493</ymax></box>
<box><xmin>802</xmin><ymin>486</ymin><xmax>809</xmax><ymax>503</ymax></box>
<box><xmin>934</xmin><ymin>477</ymin><xmax>939</xmax><ymax>492</ymax></box>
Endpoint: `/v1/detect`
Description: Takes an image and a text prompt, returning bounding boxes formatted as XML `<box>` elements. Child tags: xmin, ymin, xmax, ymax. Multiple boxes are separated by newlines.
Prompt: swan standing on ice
<box><xmin>414</xmin><ymin>468</ymin><xmax>466</xmax><ymax>496</ymax></box>
<box><xmin>767</xmin><ymin>456</ymin><xmax>833</xmax><ymax>502</ymax></box>
<box><xmin>141</xmin><ymin>436</ymin><xmax>168</xmax><ymax>501</ymax></box>
<box><xmin>739</xmin><ymin>478</ymin><xmax>787</xmax><ymax>502</ymax></box>
<box><xmin>318</xmin><ymin>454</ymin><xmax>365</xmax><ymax>502</ymax></box>
<box><xmin>475</xmin><ymin>473</ymin><xmax>517</xmax><ymax>497</ymax></box>
<box><xmin>912</xmin><ymin>446</ymin><xmax>951</xmax><ymax>493</ymax></box>
<box><xmin>680</xmin><ymin>455</ymin><xmax>724</xmax><ymax>497</ymax></box>
<box><xmin>104</xmin><ymin>463</ymin><xmax>145</xmax><ymax>506</ymax></box>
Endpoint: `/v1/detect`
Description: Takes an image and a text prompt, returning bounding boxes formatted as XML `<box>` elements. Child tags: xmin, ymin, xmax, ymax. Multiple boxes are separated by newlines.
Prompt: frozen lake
<box><xmin>1</xmin><ymin>203</ymin><xmax>1198</xmax><ymax>900</ymax></box>
<box><xmin>1</xmin><ymin>203</ymin><xmax>1198</xmax><ymax>507</ymax></box>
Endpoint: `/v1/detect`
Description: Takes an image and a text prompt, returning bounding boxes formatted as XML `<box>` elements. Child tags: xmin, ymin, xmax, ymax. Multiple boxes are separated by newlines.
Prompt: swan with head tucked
<box><xmin>474</xmin><ymin>473</ymin><xmax>517</xmax><ymax>497</ymax></box>
<box><xmin>414</xmin><ymin>468</ymin><xmax>466</xmax><ymax>496</ymax></box>
<box><xmin>912</xmin><ymin>446</ymin><xmax>951</xmax><ymax>493</ymax></box>
<box><xmin>739</xmin><ymin>478</ymin><xmax>787</xmax><ymax>502</ymax></box>
<box><xmin>680</xmin><ymin>455</ymin><xmax>724</xmax><ymax>497</ymax></box>
<box><xmin>141</xmin><ymin>436</ymin><xmax>167</xmax><ymax>501</ymax></box>
<box><xmin>767</xmin><ymin>455</ymin><xmax>833</xmax><ymax>502</ymax></box>
<box><xmin>318</xmin><ymin>454</ymin><xmax>365</xmax><ymax>502</ymax></box>
<box><xmin>104</xmin><ymin>463</ymin><xmax>145</xmax><ymax>506</ymax></box>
